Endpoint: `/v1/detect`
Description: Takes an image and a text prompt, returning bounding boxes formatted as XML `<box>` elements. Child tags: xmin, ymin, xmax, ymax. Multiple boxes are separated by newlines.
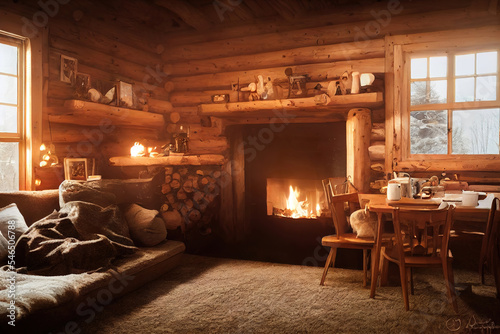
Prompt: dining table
<box><xmin>359</xmin><ymin>192</ymin><xmax>500</xmax><ymax>298</ymax></box>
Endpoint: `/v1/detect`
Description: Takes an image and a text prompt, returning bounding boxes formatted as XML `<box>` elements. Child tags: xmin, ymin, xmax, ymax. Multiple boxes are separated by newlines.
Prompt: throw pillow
<box><xmin>124</xmin><ymin>204</ymin><xmax>167</xmax><ymax>247</ymax></box>
<box><xmin>349</xmin><ymin>208</ymin><xmax>377</xmax><ymax>238</ymax></box>
<box><xmin>0</xmin><ymin>203</ymin><xmax>29</xmax><ymax>242</ymax></box>
<box><xmin>0</xmin><ymin>231</ymin><xmax>8</xmax><ymax>263</ymax></box>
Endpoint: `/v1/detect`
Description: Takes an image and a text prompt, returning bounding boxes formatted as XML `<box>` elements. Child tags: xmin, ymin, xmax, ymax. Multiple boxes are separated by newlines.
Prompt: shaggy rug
<box><xmin>50</xmin><ymin>254</ymin><xmax>500</xmax><ymax>334</ymax></box>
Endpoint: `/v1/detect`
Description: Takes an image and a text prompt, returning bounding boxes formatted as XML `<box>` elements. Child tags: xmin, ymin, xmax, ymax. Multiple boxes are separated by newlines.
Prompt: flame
<box><xmin>130</xmin><ymin>142</ymin><xmax>145</xmax><ymax>157</ymax></box>
<box><xmin>283</xmin><ymin>185</ymin><xmax>317</xmax><ymax>219</ymax></box>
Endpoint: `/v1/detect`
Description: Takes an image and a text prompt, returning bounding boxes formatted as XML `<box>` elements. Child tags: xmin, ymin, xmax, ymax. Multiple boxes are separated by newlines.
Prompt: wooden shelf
<box><xmin>48</xmin><ymin>100</ymin><xmax>164</xmax><ymax>129</ymax></box>
<box><xmin>109</xmin><ymin>154</ymin><xmax>225</xmax><ymax>166</ymax></box>
<box><xmin>198</xmin><ymin>92</ymin><xmax>383</xmax><ymax>117</ymax></box>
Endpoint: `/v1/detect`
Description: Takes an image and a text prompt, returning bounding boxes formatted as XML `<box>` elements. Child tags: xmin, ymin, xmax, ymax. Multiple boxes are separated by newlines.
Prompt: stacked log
<box><xmin>369</xmin><ymin>122</ymin><xmax>386</xmax><ymax>192</ymax></box>
<box><xmin>160</xmin><ymin>166</ymin><xmax>222</xmax><ymax>236</ymax></box>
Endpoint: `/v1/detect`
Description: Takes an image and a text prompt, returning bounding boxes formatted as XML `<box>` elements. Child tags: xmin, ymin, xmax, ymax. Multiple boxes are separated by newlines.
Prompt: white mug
<box><xmin>462</xmin><ymin>191</ymin><xmax>478</xmax><ymax>207</ymax></box>
<box><xmin>387</xmin><ymin>183</ymin><xmax>401</xmax><ymax>201</ymax></box>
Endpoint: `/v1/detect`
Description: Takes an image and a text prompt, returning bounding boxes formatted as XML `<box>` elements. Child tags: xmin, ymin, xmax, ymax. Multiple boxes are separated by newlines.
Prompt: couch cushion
<box><xmin>124</xmin><ymin>204</ymin><xmax>167</xmax><ymax>246</ymax></box>
<box><xmin>0</xmin><ymin>203</ymin><xmax>28</xmax><ymax>241</ymax></box>
<box><xmin>0</xmin><ymin>190</ymin><xmax>59</xmax><ymax>226</ymax></box>
<box><xmin>59</xmin><ymin>180</ymin><xmax>117</xmax><ymax>208</ymax></box>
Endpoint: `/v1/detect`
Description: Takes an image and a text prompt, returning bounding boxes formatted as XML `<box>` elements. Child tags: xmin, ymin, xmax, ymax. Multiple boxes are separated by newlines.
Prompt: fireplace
<box><xmin>224</xmin><ymin>122</ymin><xmax>348</xmax><ymax>264</ymax></box>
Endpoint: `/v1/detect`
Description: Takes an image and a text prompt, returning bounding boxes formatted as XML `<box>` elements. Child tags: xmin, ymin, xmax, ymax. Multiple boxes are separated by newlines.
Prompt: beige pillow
<box><xmin>0</xmin><ymin>203</ymin><xmax>29</xmax><ymax>242</ymax></box>
<box><xmin>124</xmin><ymin>204</ymin><xmax>167</xmax><ymax>246</ymax></box>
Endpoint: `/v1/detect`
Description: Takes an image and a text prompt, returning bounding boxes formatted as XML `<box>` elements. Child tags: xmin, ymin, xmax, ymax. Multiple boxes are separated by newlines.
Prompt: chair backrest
<box><xmin>482</xmin><ymin>197</ymin><xmax>500</xmax><ymax>265</ymax></box>
<box><xmin>322</xmin><ymin>178</ymin><xmax>360</xmax><ymax>236</ymax></box>
<box><xmin>392</xmin><ymin>202</ymin><xmax>454</xmax><ymax>260</ymax></box>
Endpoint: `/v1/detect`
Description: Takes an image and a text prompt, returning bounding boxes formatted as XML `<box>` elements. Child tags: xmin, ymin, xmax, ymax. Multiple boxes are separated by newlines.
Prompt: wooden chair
<box><xmin>320</xmin><ymin>178</ymin><xmax>373</xmax><ymax>287</ymax></box>
<box><xmin>479</xmin><ymin>197</ymin><xmax>500</xmax><ymax>284</ymax></box>
<box><xmin>380</xmin><ymin>203</ymin><xmax>458</xmax><ymax>312</ymax></box>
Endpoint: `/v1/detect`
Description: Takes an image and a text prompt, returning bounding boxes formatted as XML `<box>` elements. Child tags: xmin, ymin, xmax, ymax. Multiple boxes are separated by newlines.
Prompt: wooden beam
<box><xmin>155</xmin><ymin>0</ymin><xmax>212</xmax><ymax>31</ymax></box>
<box><xmin>48</xmin><ymin>100</ymin><xmax>164</xmax><ymax>129</ymax></box>
<box><xmin>346</xmin><ymin>108</ymin><xmax>372</xmax><ymax>193</ymax></box>
<box><xmin>198</xmin><ymin>93</ymin><xmax>383</xmax><ymax>115</ymax></box>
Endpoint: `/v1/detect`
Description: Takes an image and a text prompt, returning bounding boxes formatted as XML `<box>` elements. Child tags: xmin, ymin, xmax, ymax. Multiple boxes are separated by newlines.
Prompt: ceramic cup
<box><xmin>462</xmin><ymin>191</ymin><xmax>479</xmax><ymax>207</ymax></box>
<box><xmin>387</xmin><ymin>182</ymin><xmax>401</xmax><ymax>201</ymax></box>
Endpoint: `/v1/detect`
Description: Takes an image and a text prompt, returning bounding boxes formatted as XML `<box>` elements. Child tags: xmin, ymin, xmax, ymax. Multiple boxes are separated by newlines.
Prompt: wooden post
<box><xmin>346</xmin><ymin>108</ymin><xmax>372</xmax><ymax>193</ymax></box>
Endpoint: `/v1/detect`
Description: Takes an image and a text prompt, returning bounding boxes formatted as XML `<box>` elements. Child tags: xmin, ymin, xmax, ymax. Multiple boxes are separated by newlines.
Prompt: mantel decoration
<box><xmin>63</xmin><ymin>158</ymin><xmax>95</xmax><ymax>181</ymax></box>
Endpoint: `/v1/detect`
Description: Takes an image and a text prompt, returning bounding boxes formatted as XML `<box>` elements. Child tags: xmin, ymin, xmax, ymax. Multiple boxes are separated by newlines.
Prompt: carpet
<box><xmin>49</xmin><ymin>254</ymin><xmax>500</xmax><ymax>334</ymax></box>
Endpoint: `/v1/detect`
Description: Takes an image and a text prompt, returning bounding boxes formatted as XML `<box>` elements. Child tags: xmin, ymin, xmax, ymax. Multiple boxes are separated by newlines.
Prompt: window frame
<box><xmin>0</xmin><ymin>11</ymin><xmax>44</xmax><ymax>190</ymax></box>
<box><xmin>0</xmin><ymin>34</ymin><xmax>26</xmax><ymax>190</ymax></box>
<box><xmin>388</xmin><ymin>28</ymin><xmax>500</xmax><ymax>173</ymax></box>
<box><xmin>405</xmin><ymin>48</ymin><xmax>500</xmax><ymax>159</ymax></box>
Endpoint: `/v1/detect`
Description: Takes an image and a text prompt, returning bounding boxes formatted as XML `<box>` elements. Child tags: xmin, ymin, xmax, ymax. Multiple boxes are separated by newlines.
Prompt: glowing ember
<box><xmin>130</xmin><ymin>142</ymin><xmax>145</xmax><ymax>157</ymax></box>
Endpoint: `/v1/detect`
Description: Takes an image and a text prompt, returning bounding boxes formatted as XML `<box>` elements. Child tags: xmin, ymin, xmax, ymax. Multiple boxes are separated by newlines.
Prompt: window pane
<box><xmin>452</xmin><ymin>109</ymin><xmax>499</xmax><ymax>154</ymax></box>
<box><xmin>410</xmin><ymin>110</ymin><xmax>448</xmax><ymax>154</ymax></box>
<box><xmin>411</xmin><ymin>81</ymin><xmax>427</xmax><ymax>105</ymax></box>
<box><xmin>0</xmin><ymin>105</ymin><xmax>18</xmax><ymax>133</ymax></box>
<box><xmin>477</xmin><ymin>51</ymin><xmax>497</xmax><ymax>75</ymax></box>
<box><xmin>0</xmin><ymin>43</ymin><xmax>17</xmax><ymax>75</ymax></box>
<box><xmin>0</xmin><ymin>75</ymin><xmax>17</xmax><ymax>104</ymax></box>
<box><xmin>430</xmin><ymin>80</ymin><xmax>447</xmax><ymax>103</ymax></box>
<box><xmin>455</xmin><ymin>77</ymin><xmax>475</xmax><ymax>102</ymax></box>
<box><xmin>476</xmin><ymin>76</ymin><xmax>497</xmax><ymax>101</ymax></box>
<box><xmin>430</xmin><ymin>56</ymin><xmax>447</xmax><ymax>78</ymax></box>
<box><xmin>0</xmin><ymin>142</ymin><xmax>19</xmax><ymax>191</ymax></box>
<box><xmin>456</xmin><ymin>54</ymin><xmax>475</xmax><ymax>76</ymax></box>
<box><xmin>411</xmin><ymin>58</ymin><xmax>427</xmax><ymax>79</ymax></box>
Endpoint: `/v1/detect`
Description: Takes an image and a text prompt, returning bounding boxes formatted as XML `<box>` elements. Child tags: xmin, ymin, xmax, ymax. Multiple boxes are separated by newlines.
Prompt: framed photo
<box><xmin>60</xmin><ymin>55</ymin><xmax>78</xmax><ymax>84</ymax></box>
<box><xmin>117</xmin><ymin>81</ymin><xmax>134</xmax><ymax>108</ymax></box>
<box><xmin>64</xmin><ymin>158</ymin><xmax>92</xmax><ymax>181</ymax></box>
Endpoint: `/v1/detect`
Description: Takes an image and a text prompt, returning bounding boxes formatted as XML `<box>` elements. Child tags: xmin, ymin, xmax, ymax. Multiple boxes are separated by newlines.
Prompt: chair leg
<box><xmin>442</xmin><ymin>259</ymin><xmax>459</xmax><ymax>313</ymax></box>
<box><xmin>320</xmin><ymin>248</ymin><xmax>337</xmax><ymax>285</ymax></box>
<box><xmin>363</xmin><ymin>249</ymin><xmax>368</xmax><ymax>287</ymax></box>
<box><xmin>399</xmin><ymin>264</ymin><xmax>410</xmax><ymax>311</ymax></box>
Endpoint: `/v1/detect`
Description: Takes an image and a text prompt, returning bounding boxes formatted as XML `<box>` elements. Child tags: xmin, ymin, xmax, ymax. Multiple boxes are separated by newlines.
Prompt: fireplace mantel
<box><xmin>109</xmin><ymin>154</ymin><xmax>225</xmax><ymax>166</ymax></box>
<box><xmin>198</xmin><ymin>92</ymin><xmax>383</xmax><ymax>118</ymax></box>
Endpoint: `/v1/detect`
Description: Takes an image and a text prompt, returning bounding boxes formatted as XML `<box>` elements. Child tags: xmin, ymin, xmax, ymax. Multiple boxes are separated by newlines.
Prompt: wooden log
<box><xmin>346</xmin><ymin>108</ymin><xmax>372</xmax><ymax>193</ymax></box>
<box><xmin>169</xmin><ymin>112</ymin><xmax>181</xmax><ymax>124</ymax></box>
<box><xmin>161</xmin><ymin>209</ymin><xmax>184</xmax><ymax>232</ymax></box>
<box><xmin>162</xmin><ymin>0</ymin><xmax>471</xmax><ymax>47</ymax></box>
<box><xmin>170</xmin><ymin>179</ymin><xmax>181</xmax><ymax>189</ymax></box>
<box><xmin>177</xmin><ymin>190</ymin><xmax>187</xmax><ymax>200</ymax></box>
<box><xmin>371</xmin><ymin>123</ymin><xmax>385</xmax><ymax>141</ymax></box>
<box><xmin>154</xmin><ymin>0</ymin><xmax>212</xmax><ymax>31</ymax></box>
<box><xmin>183</xmin><ymin>180</ymin><xmax>194</xmax><ymax>193</ymax></box>
<box><xmin>164</xmin><ymin>39</ymin><xmax>385</xmax><ymax>77</ymax></box>
<box><xmin>162</xmin><ymin>6</ymin><xmax>495</xmax><ymax>62</ymax></box>
<box><xmin>369</xmin><ymin>144</ymin><xmax>386</xmax><ymax>161</ymax></box>
<box><xmin>108</xmin><ymin>154</ymin><xmax>226</xmax><ymax>166</ymax></box>
<box><xmin>49</xmin><ymin>100</ymin><xmax>164</xmax><ymax>129</ymax></box>
<box><xmin>188</xmin><ymin>209</ymin><xmax>201</xmax><ymax>222</ymax></box>
<box><xmin>371</xmin><ymin>163</ymin><xmax>385</xmax><ymax>172</ymax></box>
<box><xmin>172</xmin><ymin>58</ymin><xmax>384</xmax><ymax>92</ymax></box>
<box><xmin>146</xmin><ymin>98</ymin><xmax>174</xmax><ymax>114</ymax></box>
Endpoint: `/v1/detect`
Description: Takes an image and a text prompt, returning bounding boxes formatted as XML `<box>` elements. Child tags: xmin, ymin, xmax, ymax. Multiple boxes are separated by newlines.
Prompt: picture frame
<box><xmin>60</xmin><ymin>55</ymin><xmax>78</xmax><ymax>84</ymax></box>
<box><xmin>64</xmin><ymin>158</ymin><xmax>95</xmax><ymax>181</ymax></box>
<box><xmin>117</xmin><ymin>80</ymin><xmax>134</xmax><ymax>108</ymax></box>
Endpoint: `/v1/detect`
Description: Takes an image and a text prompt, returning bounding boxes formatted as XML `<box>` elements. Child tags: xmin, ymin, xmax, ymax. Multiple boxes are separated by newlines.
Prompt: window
<box><xmin>0</xmin><ymin>34</ymin><xmax>25</xmax><ymax>191</ymax></box>
<box><xmin>408</xmin><ymin>50</ymin><xmax>499</xmax><ymax>156</ymax></box>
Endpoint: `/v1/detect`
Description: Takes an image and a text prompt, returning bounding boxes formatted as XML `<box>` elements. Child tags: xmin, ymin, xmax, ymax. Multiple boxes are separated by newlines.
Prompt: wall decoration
<box><xmin>74</xmin><ymin>73</ymin><xmax>90</xmax><ymax>99</ymax></box>
<box><xmin>117</xmin><ymin>81</ymin><xmax>134</xmax><ymax>108</ymax></box>
<box><xmin>60</xmin><ymin>55</ymin><xmax>77</xmax><ymax>84</ymax></box>
<box><xmin>64</xmin><ymin>158</ymin><xmax>95</xmax><ymax>181</ymax></box>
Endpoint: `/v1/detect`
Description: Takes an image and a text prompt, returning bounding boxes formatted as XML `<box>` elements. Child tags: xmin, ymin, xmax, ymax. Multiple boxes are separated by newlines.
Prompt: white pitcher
<box><xmin>387</xmin><ymin>182</ymin><xmax>401</xmax><ymax>201</ymax></box>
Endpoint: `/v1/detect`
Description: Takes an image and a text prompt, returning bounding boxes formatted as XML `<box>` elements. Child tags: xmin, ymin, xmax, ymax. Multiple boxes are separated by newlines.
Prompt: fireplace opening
<box><xmin>267</xmin><ymin>178</ymin><xmax>327</xmax><ymax>219</ymax></box>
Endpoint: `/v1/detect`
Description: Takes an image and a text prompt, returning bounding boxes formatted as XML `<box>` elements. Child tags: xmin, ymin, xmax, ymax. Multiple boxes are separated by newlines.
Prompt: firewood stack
<box><xmin>160</xmin><ymin>166</ymin><xmax>221</xmax><ymax>237</ymax></box>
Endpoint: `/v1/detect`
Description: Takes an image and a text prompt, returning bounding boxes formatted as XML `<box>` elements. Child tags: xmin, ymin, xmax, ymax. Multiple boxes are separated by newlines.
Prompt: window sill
<box><xmin>394</xmin><ymin>156</ymin><xmax>500</xmax><ymax>172</ymax></box>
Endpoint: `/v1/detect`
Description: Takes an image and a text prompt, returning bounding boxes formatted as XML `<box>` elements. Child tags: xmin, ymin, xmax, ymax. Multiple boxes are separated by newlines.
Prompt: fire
<box><xmin>130</xmin><ymin>142</ymin><xmax>145</xmax><ymax>157</ymax></box>
<box><xmin>280</xmin><ymin>185</ymin><xmax>319</xmax><ymax>219</ymax></box>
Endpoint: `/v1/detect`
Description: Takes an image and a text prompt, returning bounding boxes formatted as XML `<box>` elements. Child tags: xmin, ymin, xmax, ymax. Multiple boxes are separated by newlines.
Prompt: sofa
<box><xmin>0</xmin><ymin>180</ymin><xmax>185</xmax><ymax>333</ymax></box>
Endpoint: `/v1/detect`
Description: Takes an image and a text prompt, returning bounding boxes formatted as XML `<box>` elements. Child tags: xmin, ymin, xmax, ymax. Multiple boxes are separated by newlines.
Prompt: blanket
<box><xmin>15</xmin><ymin>201</ymin><xmax>137</xmax><ymax>275</ymax></box>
